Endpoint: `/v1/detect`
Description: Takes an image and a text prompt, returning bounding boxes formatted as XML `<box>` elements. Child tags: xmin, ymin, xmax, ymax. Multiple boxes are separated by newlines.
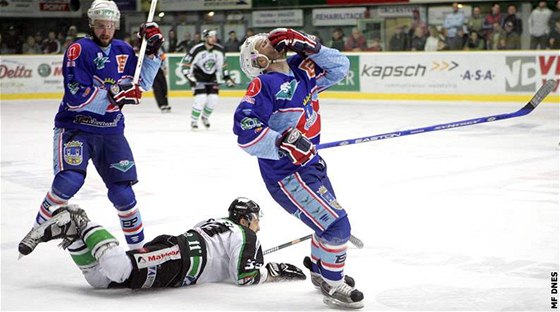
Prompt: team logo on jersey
<box><xmin>203</xmin><ymin>59</ymin><xmax>216</xmax><ymax>71</ymax></box>
<box><xmin>93</xmin><ymin>52</ymin><xmax>109</xmax><ymax>70</ymax></box>
<box><xmin>63</xmin><ymin>140</ymin><xmax>83</xmax><ymax>165</ymax></box>
<box><xmin>245</xmin><ymin>78</ymin><xmax>261</xmax><ymax>97</ymax></box>
<box><xmin>66</xmin><ymin>43</ymin><xmax>81</xmax><ymax>67</ymax></box>
<box><xmin>116</xmin><ymin>54</ymin><xmax>128</xmax><ymax>73</ymax></box>
<box><xmin>110</xmin><ymin>160</ymin><xmax>135</xmax><ymax>172</ymax></box>
<box><xmin>275</xmin><ymin>80</ymin><xmax>299</xmax><ymax>101</ymax></box>
<box><xmin>240</xmin><ymin>117</ymin><xmax>263</xmax><ymax>131</ymax></box>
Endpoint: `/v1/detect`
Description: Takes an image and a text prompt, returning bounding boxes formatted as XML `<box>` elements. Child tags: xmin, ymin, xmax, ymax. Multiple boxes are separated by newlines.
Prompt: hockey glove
<box><xmin>268</xmin><ymin>28</ymin><xmax>321</xmax><ymax>55</ymax></box>
<box><xmin>110</xmin><ymin>82</ymin><xmax>142</xmax><ymax>106</ymax></box>
<box><xmin>138</xmin><ymin>22</ymin><xmax>164</xmax><ymax>55</ymax></box>
<box><xmin>278</xmin><ymin>128</ymin><xmax>316</xmax><ymax>166</ymax></box>
<box><xmin>266</xmin><ymin>262</ymin><xmax>306</xmax><ymax>282</ymax></box>
<box><xmin>223</xmin><ymin>75</ymin><xmax>235</xmax><ymax>88</ymax></box>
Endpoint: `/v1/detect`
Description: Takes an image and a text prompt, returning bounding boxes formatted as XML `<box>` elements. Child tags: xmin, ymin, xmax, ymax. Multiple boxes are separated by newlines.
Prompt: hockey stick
<box><xmin>263</xmin><ymin>234</ymin><xmax>364</xmax><ymax>255</ymax></box>
<box><xmin>317</xmin><ymin>79</ymin><xmax>558</xmax><ymax>150</ymax></box>
<box><xmin>132</xmin><ymin>0</ymin><xmax>158</xmax><ymax>85</ymax></box>
<box><xmin>264</xmin><ymin>234</ymin><xmax>311</xmax><ymax>255</ymax></box>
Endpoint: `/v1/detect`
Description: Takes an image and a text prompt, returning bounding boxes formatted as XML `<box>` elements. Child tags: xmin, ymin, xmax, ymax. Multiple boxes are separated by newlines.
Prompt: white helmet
<box><xmin>239</xmin><ymin>33</ymin><xmax>271</xmax><ymax>79</ymax></box>
<box><xmin>88</xmin><ymin>0</ymin><xmax>121</xmax><ymax>29</ymax></box>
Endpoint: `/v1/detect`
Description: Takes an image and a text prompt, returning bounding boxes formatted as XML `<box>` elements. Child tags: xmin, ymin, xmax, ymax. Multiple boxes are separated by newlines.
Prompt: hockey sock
<box><xmin>35</xmin><ymin>171</ymin><xmax>85</xmax><ymax>228</ymax></box>
<box><xmin>192</xmin><ymin>94</ymin><xmax>207</xmax><ymax>122</ymax></box>
<box><xmin>311</xmin><ymin>234</ymin><xmax>348</xmax><ymax>287</ymax></box>
<box><xmin>67</xmin><ymin>239</ymin><xmax>97</xmax><ymax>270</ymax></box>
<box><xmin>202</xmin><ymin>94</ymin><xmax>218</xmax><ymax>119</ymax></box>
<box><xmin>108</xmin><ymin>182</ymin><xmax>145</xmax><ymax>250</ymax></box>
<box><xmin>81</xmin><ymin>222</ymin><xmax>119</xmax><ymax>259</ymax></box>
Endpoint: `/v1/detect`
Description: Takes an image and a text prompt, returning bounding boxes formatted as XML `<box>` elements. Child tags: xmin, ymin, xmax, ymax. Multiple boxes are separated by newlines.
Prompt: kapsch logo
<box><xmin>505</xmin><ymin>55</ymin><xmax>560</xmax><ymax>92</ymax></box>
<box><xmin>38</xmin><ymin>64</ymin><xmax>51</xmax><ymax>77</ymax></box>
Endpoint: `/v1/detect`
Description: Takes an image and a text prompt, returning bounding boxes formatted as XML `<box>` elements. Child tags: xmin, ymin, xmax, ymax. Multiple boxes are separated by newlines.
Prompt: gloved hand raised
<box><xmin>268</xmin><ymin>28</ymin><xmax>321</xmax><ymax>55</ymax></box>
<box><xmin>138</xmin><ymin>22</ymin><xmax>164</xmax><ymax>55</ymax></box>
<box><xmin>265</xmin><ymin>262</ymin><xmax>306</xmax><ymax>282</ymax></box>
<box><xmin>278</xmin><ymin>128</ymin><xmax>316</xmax><ymax>166</ymax></box>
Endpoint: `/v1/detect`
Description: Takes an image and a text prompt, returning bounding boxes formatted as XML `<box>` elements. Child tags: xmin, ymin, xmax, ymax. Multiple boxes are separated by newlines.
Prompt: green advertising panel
<box><xmin>167</xmin><ymin>54</ymin><xmax>359</xmax><ymax>92</ymax></box>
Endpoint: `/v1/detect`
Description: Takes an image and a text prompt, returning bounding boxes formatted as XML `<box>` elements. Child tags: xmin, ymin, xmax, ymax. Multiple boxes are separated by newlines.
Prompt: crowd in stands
<box><xmin>2</xmin><ymin>1</ymin><xmax>559</xmax><ymax>55</ymax></box>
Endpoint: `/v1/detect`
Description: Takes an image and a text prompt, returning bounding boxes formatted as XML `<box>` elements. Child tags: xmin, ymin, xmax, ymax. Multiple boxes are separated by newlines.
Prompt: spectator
<box><xmin>409</xmin><ymin>26</ymin><xmax>427</xmax><ymax>51</ymax></box>
<box><xmin>176</xmin><ymin>32</ymin><xmax>193</xmax><ymax>53</ymax></box>
<box><xmin>367</xmin><ymin>37</ymin><xmax>383</xmax><ymax>51</ymax></box>
<box><xmin>22</xmin><ymin>35</ymin><xmax>41</xmax><ymax>54</ymax></box>
<box><xmin>550</xmin><ymin>1</ymin><xmax>560</xmax><ymax>30</ymax></box>
<box><xmin>34</xmin><ymin>32</ymin><xmax>44</xmax><ymax>50</ymax></box>
<box><xmin>443</xmin><ymin>2</ymin><xmax>465</xmax><ymax>50</ymax></box>
<box><xmin>312</xmin><ymin>31</ymin><xmax>323</xmax><ymax>44</ymax></box>
<box><xmin>389</xmin><ymin>25</ymin><xmax>408</xmax><ymax>51</ymax></box>
<box><xmin>488</xmin><ymin>22</ymin><xmax>504</xmax><ymax>50</ymax></box>
<box><xmin>67</xmin><ymin>25</ymin><xmax>78</xmax><ymax>42</ymax></box>
<box><xmin>240</xmin><ymin>28</ymin><xmax>255</xmax><ymax>44</ymax></box>
<box><xmin>328</xmin><ymin>27</ymin><xmax>345</xmax><ymax>51</ymax></box>
<box><xmin>3</xmin><ymin>25</ymin><xmax>22</xmax><ymax>54</ymax></box>
<box><xmin>166</xmin><ymin>29</ymin><xmax>178</xmax><ymax>52</ymax></box>
<box><xmin>498</xmin><ymin>21</ymin><xmax>521</xmax><ymax>50</ymax></box>
<box><xmin>464</xmin><ymin>30</ymin><xmax>484</xmax><ymax>50</ymax></box>
<box><xmin>345</xmin><ymin>27</ymin><xmax>367</xmax><ymax>51</ymax></box>
<box><xmin>410</xmin><ymin>8</ymin><xmax>428</xmax><ymax>37</ymax></box>
<box><xmin>61</xmin><ymin>36</ymin><xmax>74</xmax><ymax>53</ymax></box>
<box><xmin>43</xmin><ymin>31</ymin><xmax>61</xmax><ymax>54</ymax></box>
<box><xmin>0</xmin><ymin>33</ymin><xmax>9</xmax><ymax>54</ymax></box>
<box><xmin>549</xmin><ymin>20</ymin><xmax>560</xmax><ymax>49</ymax></box>
<box><xmin>483</xmin><ymin>3</ymin><xmax>503</xmax><ymax>45</ymax></box>
<box><xmin>468</xmin><ymin>6</ymin><xmax>485</xmax><ymax>35</ymax></box>
<box><xmin>424</xmin><ymin>26</ymin><xmax>441</xmax><ymax>51</ymax></box>
<box><xmin>502</xmin><ymin>4</ymin><xmax>522</xmax><ymax>36</ymax></box>
<box><xmin>224</xmin><ymin>30</ymin><xmax>240</xmax><ymax>52</ymax></box>
<box><xmin>192</xmin><ymin>32</ymin><xmax>202</xmax><ymax>46</ymax></box>
<box><xmin>529</xmin><ymin>1</ymin><xmax>552</xmax><ymax>49</ymax></box>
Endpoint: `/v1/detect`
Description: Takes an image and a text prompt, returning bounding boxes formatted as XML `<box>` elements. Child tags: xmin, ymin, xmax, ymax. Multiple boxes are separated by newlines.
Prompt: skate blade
<box><xmin>18</xmin><ymin>211</ymin><xmax>71</xmax><ymax>256</ymax></box>
<box><xmin>323</xmin><ymin>296</ymin><xmax>364</xmax><ymax>309</ymax></box>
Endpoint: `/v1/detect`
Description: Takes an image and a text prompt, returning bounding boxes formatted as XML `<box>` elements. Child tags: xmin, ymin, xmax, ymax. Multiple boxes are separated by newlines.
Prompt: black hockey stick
<box><xmin>263</xmin><ymin>234</ymin><xmax>364</xmax><ymax>255</ymax></box>
<box><xmin>317</xmin><ymin>79</ymin><xmax>558</xmax><ymax>150</ymax></box>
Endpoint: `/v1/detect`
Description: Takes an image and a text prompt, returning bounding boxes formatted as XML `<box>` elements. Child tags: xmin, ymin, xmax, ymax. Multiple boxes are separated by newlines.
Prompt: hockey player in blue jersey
<box><xmin>19</xmin><ymin>0</ymin><xmax>163</xmax><ymax>255</ymax></box>
<box><xmin>233</xmin><ymin>29</ymin><xmax>364</xmax><ymax>309</ymax></box>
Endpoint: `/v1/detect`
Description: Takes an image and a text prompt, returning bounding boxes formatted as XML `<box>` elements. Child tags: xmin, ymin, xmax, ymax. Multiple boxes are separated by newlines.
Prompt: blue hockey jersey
<box><xmin>54</xmin><ymin>37</ymin><xmax>160</xmax><ymax>134</ymax></box>
<box><xmin>233</xmin><ymin>47</ymin><xmax>350</xmax><ymax>184</ymax></box>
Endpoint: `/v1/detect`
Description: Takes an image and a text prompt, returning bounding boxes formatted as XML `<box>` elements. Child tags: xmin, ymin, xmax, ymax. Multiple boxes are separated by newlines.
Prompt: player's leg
<box><xmin>95</xmin><ymin>133</ymin><xmax>145</xmax><ymax>250</ymax></box>
<box><xmin>201</xmin><ymin>84</ymin><xmax>219</xmax><ymax>128</ymax></box>
<box><xmin>191</xmin><ymin>85</ymin><xmax>207</xmax><ymax>129</ymax></box>
<box><xmin>266</xmin><ymin>157</ymin><xmax>363</xmax><ymax>308</ymax></box>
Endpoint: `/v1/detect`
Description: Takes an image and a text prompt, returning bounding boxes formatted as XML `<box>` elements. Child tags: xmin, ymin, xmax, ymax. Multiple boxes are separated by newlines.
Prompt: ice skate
<box><xmin>321</xmin><ymin>280</ymin><xmax>364</xmax><ymax>309</ymax></box>
<box><xmin>201</xmin><ymin>116</ymin><xmax>210</xmax><ymax>128</ymax></box>
<box><xmin>18</xmin><ymin>204</ymin><xmax>89</xmax><ymax>257</ymax></box>
<box><xmin>303</xmin><ymin>256</ymin><xmax>355</xmax><ymax>288</ymax></box>
<box><xmin>160</xmin><ymin>105</ymin><xmax>171</xmax><ymax>113</ymax></box>
<box><xmin>191</xmin><ymin>120</ymin><xmax>199</xmax><ymax>130</ymax></box>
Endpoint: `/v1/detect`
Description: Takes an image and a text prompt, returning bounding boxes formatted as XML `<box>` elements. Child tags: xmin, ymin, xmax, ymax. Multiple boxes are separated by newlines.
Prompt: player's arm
<box><xmin>308</xmin><ymin>45</ymin><xmax>350</xmax><ymax>92</ymax></box>
<box><xmin>180</xmin><ymin>50</ymin><xmax>197</xmax><ymax>87</ymax></box>
<box><xmin>63</xmin><ymin>42</ymin><xmax>111</xmax><ymax>115</ymax></box>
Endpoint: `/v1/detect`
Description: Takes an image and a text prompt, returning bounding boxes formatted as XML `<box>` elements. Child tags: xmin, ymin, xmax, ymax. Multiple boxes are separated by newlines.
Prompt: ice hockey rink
<box><xmin>1</xmin><ymin>95</ymin><xmax>558</xmax><ymax>311</ymax></box>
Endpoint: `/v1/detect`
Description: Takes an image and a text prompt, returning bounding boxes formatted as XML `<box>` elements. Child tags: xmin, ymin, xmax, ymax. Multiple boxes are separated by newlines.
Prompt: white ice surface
<box><xmin>1</xmin><ymin>97</ymin><xmax>558</xmax><ymax>311</ymax></box>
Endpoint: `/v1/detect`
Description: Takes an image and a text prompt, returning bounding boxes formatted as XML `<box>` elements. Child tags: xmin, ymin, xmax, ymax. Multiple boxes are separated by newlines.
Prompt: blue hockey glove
<box><xmin>278</xmin><ymin>128</ymin><xmax>316</xmax><ymax>166</ymax></box>
<box><xmin>268</xmin><ymin>28</ymin><xmax>321</xmax><ymax>55</ymax></box>
<box><xmin>266</xmin><ymin>262</ymin><xmax>306</xmax><ymax>282</ymax></box>
<box><xmin>138</xmin><ymin>22</ymin><xmax>164</xmax><ymax>55</ymax></box>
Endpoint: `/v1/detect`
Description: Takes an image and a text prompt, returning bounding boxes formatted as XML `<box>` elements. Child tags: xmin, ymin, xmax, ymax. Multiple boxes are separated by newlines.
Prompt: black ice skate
<box><xmin>201</xmin><ymin>116</ymin><xmax>210</xmax><ymax>128</ymax></box>
<box><xmin>303</xmin><ymin>256</ymin><xmax>355</xmax><ymax>288</ymax></box>
<box><xmin>160</xmin><ymin>105</ymin><xmax>171</xmax><ymax>113</ymax></box>
<box><xmin>321</xmin><ymin>280</ymin><xmax>364</xmax><ymax>309</ymax></box>
<box><xmin>191</xmin><ymin>121</ymin><xmax>199</xmax><ymax>130</ymax></box>
<box><xmin>18</xmin><ymin>205</ymin><xmax>89</xmax><ymax>257</ymax></box>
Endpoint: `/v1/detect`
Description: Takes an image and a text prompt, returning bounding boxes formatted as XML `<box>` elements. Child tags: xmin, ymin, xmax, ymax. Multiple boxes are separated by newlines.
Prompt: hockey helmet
<box><xmin>228</xmin><ymin>197</ymin><xmax>262</xmax><ymax>224</ymax></box>
<box><xmin>239</xmin><ymin>33</ymin><xmax>270</xmax><ymax>79</ymax></box>
<box><xmin>202</xmin><ymin>29</ymin><xmax>217</xmax><ymax>39</ymax></box>
<box><xmin>88</xmin><ymin>0</ymin><xmax>120</xmax><ymax>29</ymax></box>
